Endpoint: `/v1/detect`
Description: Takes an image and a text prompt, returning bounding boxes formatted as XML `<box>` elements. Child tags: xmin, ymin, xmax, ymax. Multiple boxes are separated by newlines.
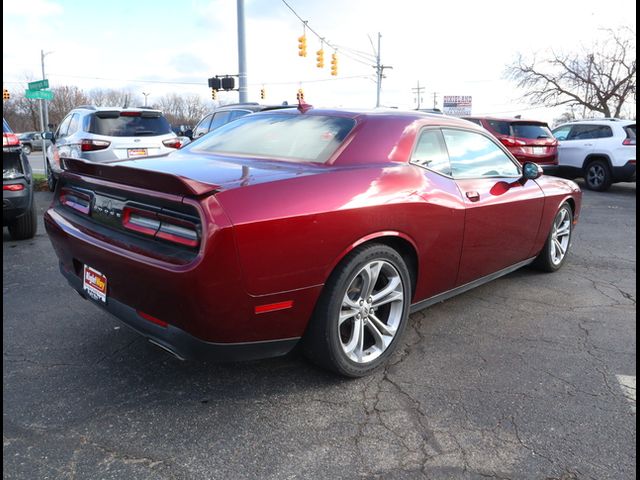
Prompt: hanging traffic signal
<box><xmin>316</xmin><ymin>48</ymin><xmax>324</xmax><ymax>68</ymax></box>
<box><xmin>296</xmin><ymin>88</ymin><xmax>304</xmax><ymax>101</ymax></box>
<box><xmin>2</xmin><ymin>89</ymin><xmax>9</xmax><ymax>101</ymax></box>
<box><xmin>330</xmin><ymin>53</ymin><xmax>338</xmax><ymax>76</ymax></box>
<box><xmin>211</xmin><ymin>88</ymin><xmax>217</xmax><ymax>100</ymax></box>
<box><xmin>298</xmin><ymin>35</ymin><xmax>307</xmax><ymax>57</ymax></box>
<box><xmin>260</xmin><ymin>87</ymin><xmax>266</xmax><ymax>100</ymax></box>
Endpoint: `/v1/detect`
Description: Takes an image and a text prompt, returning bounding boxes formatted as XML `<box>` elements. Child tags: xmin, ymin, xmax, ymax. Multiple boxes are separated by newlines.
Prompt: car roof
<box><xmin>558</xmin><ymin>118</ymin><xmax>635</xmax><ymax>127</ymax></box>
<box><xmin>73</xmin><ymin>105</ymin><xmax>163</xmax><ymax>114</ymax></box>
<box><xmin>213</xmin><ymin>103</ymin><xmax>291</xmax><ymax>113</ymax></box>
<box><xmin>463</xmin><ymin>116</ymin><xmax>549</xmax><ymax>125</ymax></box>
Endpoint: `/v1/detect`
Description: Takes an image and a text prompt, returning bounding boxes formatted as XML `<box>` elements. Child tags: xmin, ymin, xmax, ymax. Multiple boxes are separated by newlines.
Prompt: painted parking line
<box><xmin>616</xmin><ymin>375</ymin><xmax>636</xmax><ymax>412</ymax></box>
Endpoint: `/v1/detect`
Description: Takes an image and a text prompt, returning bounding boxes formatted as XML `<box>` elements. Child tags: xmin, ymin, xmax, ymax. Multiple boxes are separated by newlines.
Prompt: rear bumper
<box><xmin>60</xmin><ymin>263</ymin><xmax>299</xmax><ymax>361</ymax></box>
<box><xmin>613</xmin><ymin>162</ymin><xmax>636</xmax><ymax>182</ymax></box>
<box><xmin>2</xmin><ymin>180</ymin><xmax>32</xmax><ymax>224</ymax></box>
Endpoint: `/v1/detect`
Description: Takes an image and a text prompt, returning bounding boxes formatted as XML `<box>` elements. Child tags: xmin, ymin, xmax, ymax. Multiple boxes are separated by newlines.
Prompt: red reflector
<box><xmin>3</xmin><ymin>184</ymin><xmax>24</xmax><ymax>191</ymax></box>
<box><xmin>254</xmin><ymin>301</ymin><xmax>294</xmax><ymax>314</ymax></box>
<box><xmin>137</xmin><ymin>311</ymin><xmax>169</xmax><ymax>327</ymax></box>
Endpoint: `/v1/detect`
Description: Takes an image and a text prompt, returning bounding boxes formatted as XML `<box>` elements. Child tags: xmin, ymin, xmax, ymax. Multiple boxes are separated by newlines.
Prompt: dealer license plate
<box><xmin>83</xmin><ymin>265</ymin><xmax>107</xmax><ymax>303</ymax></box>
<box><xmin>128</xmin><ymin>148</ymin><xmax>148</xmax><ymax>158</ymax></box>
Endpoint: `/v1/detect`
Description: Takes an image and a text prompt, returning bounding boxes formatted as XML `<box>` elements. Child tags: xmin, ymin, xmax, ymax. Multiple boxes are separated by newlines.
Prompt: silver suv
<box><xmin>552</xmin><ymin>119</ymin><xmax>636</xmax><ymax>191</ymax></box>
<box><xmin>45</xmin><ymin>106</ymin><xmax>181</xmax><ymax>191</ymax></box>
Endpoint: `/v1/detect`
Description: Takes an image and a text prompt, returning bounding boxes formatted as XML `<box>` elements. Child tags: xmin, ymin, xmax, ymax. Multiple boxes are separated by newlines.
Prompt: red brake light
<box><xmin>163</xmin><ymin>138</ymin><xmax>182</xmax><ymax>149</ymax></box>
<box><xmin>3</xmin><ymin>133</ymin><xmax>21</xmax><ymax>147</ymax></box>
<box><xmin>59</xmin><ymin>187</ymin><xmax>92</xmax><ymax>214</ymax></box>
<box><xmin>81</xmin><ymin>139</ymin><xmax>111</xmax><ymax>152</ymax></box>
<box><xmin>3</xmin><ymin>184</ymin><xmax>24</xmax><ymax>191</ymax></box>
<box><xmin>120</xmin><ymin>111</ymin><xmax>141</xmax><ymax>117</ymax></box>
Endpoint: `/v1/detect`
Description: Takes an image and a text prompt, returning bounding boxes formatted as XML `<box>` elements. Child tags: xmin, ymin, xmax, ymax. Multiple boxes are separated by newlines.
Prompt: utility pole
<box><xmin>432</xmin><ymin>92</ymin><xmax>439</xmax><ymax>110</ymax></box>
<box><xmin>412</xmin><ymin>81</ymin><xmax>425</xmax><ymax>109</ymax></box>
<box><xmin>142</xmin><ymin>92</ymin><xmax>150</xmax><ymax>107</ymax></box>
<box><xmin>373</xmin><ymin>33</ymin><xmax>392</xmax><ymax>108</ymax></box>
<box><xmin>41</xmin><ymin>50</ymin><xmax>51</xmax><ymax>131</ymax></box>
<box><xmin>237</xmin><ymin>0</ymin><xmax>248</xmax><ymax>103</ymax></box>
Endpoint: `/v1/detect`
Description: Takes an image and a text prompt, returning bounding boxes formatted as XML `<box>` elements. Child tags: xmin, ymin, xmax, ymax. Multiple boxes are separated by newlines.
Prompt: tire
<box><xmin>303</xmin><ymin>244</ymin><xmax>412</xmax><ymax>377</ymax></box>
<box><xmin>533</xmin><ymin>203</ymin><xmax>573</xmax><ymax>272</ymax></box>
<box><xmin>584</xmin><ymin>159</ymin><xmax>612</xmax><ymax>191</ymax></box>
<box><xmin>22</xmin><ymin>144</ymin><xmax>32</xmax><ymax>155</ymax></box>
<box><xmin>46</xmin><ymin>159</ymin><xmax>57</xmax><ymax>192</ymax></box>
<box><xmin>8</xmin><ymin>195</ymin><xmax>37</xmax><ymax>240</ymax></box>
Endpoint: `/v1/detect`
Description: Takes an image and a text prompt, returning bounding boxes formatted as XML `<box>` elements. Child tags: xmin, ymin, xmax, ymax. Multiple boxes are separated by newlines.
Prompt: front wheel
<box><xmin>303</xmin><ymin>244</ymin><xmax>411</xmax><ymax>377</ymax></box>
<box><xmin>533</xmin><ymin>203</ymin><xmax>573</xmax><ymax>272</ymax></box>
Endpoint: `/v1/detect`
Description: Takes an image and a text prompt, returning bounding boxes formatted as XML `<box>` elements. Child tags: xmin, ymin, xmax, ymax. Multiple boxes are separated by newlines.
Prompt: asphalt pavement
<box><xmin>3</xmin><ymin>182</ymin><xmax>636</xmax><ymax>479</ymax></box>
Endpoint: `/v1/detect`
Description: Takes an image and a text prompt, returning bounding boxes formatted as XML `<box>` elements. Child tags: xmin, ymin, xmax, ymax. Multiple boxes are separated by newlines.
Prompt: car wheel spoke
<box><xmin>371</xmin><ymin>276</ymin><xmax>402</xmax><ymax>307</ymax></box>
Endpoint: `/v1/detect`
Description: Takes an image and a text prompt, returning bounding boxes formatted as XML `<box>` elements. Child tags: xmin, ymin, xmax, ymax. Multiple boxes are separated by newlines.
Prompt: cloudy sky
<box><xmin>2</xmin><ymin>0</ymin><xmax>636</xmax><ymax>124</ymax></box>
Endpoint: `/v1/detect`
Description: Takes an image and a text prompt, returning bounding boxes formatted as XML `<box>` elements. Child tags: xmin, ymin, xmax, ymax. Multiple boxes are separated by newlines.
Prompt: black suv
<box><xmin>191</xmin><ymin>103</ymin><xmax>290</xmax><ymax>140</ymax></box>
<box><xmin>3</xmin><ymin>119</ymin><xmax>37</xmax><ymax>239</ymax></box>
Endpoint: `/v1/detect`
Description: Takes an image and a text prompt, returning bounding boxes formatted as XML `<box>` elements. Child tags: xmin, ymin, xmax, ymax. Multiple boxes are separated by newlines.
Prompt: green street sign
<box><xmin>28</xmin><ymin>79</ymin><xmax>49</xmax><ymax>90</ymax></box>
<box><xmin>25</xmin><ymin>89</ymin><xmax>54</xmax><ymax>100</ymax></box>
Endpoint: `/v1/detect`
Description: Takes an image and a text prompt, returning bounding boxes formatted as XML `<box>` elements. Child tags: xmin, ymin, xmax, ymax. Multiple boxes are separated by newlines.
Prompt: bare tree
<box><xmin>88</xmin><ymin>88</ymin><xmax>142</xmax><ymax>108</ymax></box>
<box><xmin>48</xmin><ymin>86</ymin><xmax>90</xmax><ymax>127</ymax></box>
<box><xmin>507</xmin><ymin>28</ymin><xmax>636</xmax><ymax>118</ymax></box>
<box><xmin>153</xmin><ymin>93</ymin><xmax>209</xmax><ymax>127</ymax></box>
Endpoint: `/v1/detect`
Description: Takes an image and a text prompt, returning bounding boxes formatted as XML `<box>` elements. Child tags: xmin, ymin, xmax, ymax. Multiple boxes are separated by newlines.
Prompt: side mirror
<box><xmin>522</xmin><ymin>162</ymin><xmax>543</xmax><ymax>181</ymax></box>
<box><xmin>42</xmin><ymin>131</ymin><xmax>54</xmax><ymax>142</ymax></box>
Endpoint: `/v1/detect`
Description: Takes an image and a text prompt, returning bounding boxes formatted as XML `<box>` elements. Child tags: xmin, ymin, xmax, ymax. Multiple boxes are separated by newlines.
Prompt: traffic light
<box><xmin>316</xmin><ymin>48</ymin><xmax>324</xmax><ymax>68</ymax></box>
<box><xmin>2</xmin><ymin>89</ymin><xmax>9</xmax><ymax>101</ymax></box>
<box><xmin>211</xmin><ymin>88</ymin><xmax>217</xmax><ymax>100</ymax></box>
<box><xmin>330</xmin><ymin>53</ymin><xmax>338</xmax><ymax>76</ymax></box>
<box><xmin>296</xmin><ymin>88</ymin><xmax>304</xmax><ymax>102</ymax></box>
<box><xmin>298</xmin><ymin>35</ymin><xmax>307</xmax><ymax>57</ymax></box>
<box><xmin>260</xmin><ymin>87</ymin><xmax>266</xmax><ymax>100</ymax></box>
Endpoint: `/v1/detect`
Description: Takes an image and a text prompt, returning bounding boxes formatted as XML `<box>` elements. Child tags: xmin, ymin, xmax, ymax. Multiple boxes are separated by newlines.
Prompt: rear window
<box><xmin>511</xmin><ymin>123</ymin><xmax>553</xmax><ymax>139</ymax></box>
<box><xmin>189</xmin><ymin>113</ymin><xmax>356</xmax><ymax>164</ymax></box>
<box><xmin>88</xmin><ymin>113</ymin><xmax>172</xmax><ymax>137</ymax></box>
<box><xmin>487</xmin><ymin>120</ymin><xmax>511</xmax><ymax>136</ymax></box>
<box><xmin>624</xmin><ymin>125</ymin><xmax>636</xmax><ymax>139</ymax></box>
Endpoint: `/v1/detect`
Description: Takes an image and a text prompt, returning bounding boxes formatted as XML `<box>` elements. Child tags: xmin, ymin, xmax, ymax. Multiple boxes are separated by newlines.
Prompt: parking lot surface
<box><xmin>3</xmin><ymin>182</ymin><xmax>636</xmax><ymax>479</ymax></box>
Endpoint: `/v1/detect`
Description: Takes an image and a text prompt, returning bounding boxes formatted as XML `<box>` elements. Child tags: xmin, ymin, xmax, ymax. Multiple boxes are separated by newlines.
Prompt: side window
<box><xmin>568</xmin><ymin>125</ymin><xmax>613</xmax><ymax>140</ymax></box>
<box><xmin>193</xmin><ymin>114</ymin><xmax>213</xmax><ymax>138</ymax></box>
<box><xmin>552</xmin><ymin>125</ymin><xmax>572</xmax><ymax>141</ymax></box>
<box><xmin>410</xmin><ymin>129</ymin><xmax>451</xmax><ymax>176</ymax></box>
<box><xmin>67</xmin><ymin>114</ymin><xmax>80</xmax><ymax>136</ymax></box>
<box><xmin>209</xmin><ymin>111</ymin><xmax>233</xmax><ymax>131</ymax></box>
<box><xmin>56</xmin><ymin>115</ymin><xmax>73</xmax><ymax>139</ymax></box>
<box><xmin>442</xmin><ymin>129</ymin><xmax>520</xmax><ymax>179</ymax></box>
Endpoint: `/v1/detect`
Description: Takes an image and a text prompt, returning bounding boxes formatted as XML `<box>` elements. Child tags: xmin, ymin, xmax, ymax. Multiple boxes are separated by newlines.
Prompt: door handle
<box><xmin>466</xmin><ymin>191</ymin><xmax>480</xmax><ymax>202</ymax></box>
<box><xmin>584</xmin><ymin>143</ymin><xmax>593</xmax><ymax>147</ymax></box>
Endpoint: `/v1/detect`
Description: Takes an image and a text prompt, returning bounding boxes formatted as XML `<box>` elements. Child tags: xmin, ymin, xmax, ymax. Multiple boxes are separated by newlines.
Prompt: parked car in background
<box><xmin>3</xmin><ymin>119</ymin><xmax>37</xmax><ymax>240</ymax></box>
<box><xmin>45</xmin><ymin>106</ymin><xmax>182</xmax><ymax>192</ymax></box>
<box><xmin>45</xmin><ymin>107</ymin><xmax>581</xmax><ymax>377</ymax></box>
<box><xmin>551</xmin><ymin>119</ymin><xmax>636</xmax><ymax>191</ymax></box>
<box><xmin>463</xmin><ymin>116</ymin><xmax>558</xmax><ymax>172</ymax></box>
<box><xmin>191</xmin><ymin>103</ymin><xmax>290</xmax><ymax>140</ymax></box>
<box><xmin>18</xmin><ymin>131</ymin><xmax>50</xmax><ymax>155</ymax></box>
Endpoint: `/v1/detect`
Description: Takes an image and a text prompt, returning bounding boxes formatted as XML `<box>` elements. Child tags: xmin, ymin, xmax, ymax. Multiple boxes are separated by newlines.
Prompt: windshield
<box><xmin>188</xmin><ymin>113</ymin><xmax>356</xmax><ymax>164</ymax></box>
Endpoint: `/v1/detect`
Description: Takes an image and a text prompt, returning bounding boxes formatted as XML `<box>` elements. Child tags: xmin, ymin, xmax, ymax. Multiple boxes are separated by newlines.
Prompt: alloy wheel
<box><xmin>338</xmin><ymin>260</ymin><xmax>404</xmax><ymax>364</ymax></box>
<box><xmin>550</xmin><ymin>208</ymin><xmax>571</xmax><ymax>265</ymax></box>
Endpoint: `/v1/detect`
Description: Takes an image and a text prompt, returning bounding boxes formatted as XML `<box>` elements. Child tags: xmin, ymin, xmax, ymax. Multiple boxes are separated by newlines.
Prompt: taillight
<box><xmin>3</xmin><ymin>184</ymin><xmax>24</xmax><ymax>191</ymax></box>
<box><xmin>623</xmin><ymin>138</ymin><xmax>636</xmax><ymax>146</ymax></box>
<box><xmin>499</xmin><ymin>137</ymin><xmax>516</xmax><ymax>146</ymax></box>
<box><xmin>3</xmin><ymin>132</ymin><xmax>20</xmax><ymax>147</ymax></box>
<box><xmin>81</xmin><ymin>139</ymin><xmax>111</xmax><ymax>152</ymax></box>
<box><xmin>163</xmin><ymin>138</ymin><xmax>182</xmax><ymax>149</ymax></box>
<box><xmin>122</xmin><ymin>206</ymin><xmax>200</xmax><ymax>248</ymax></box>
<box><xmin>60</xmin><ymin>187</ymin><xmax>92</xmax><ymax>214</ymax></box>
<box><xmin>120</xmin><ymin>111</ymin><xmax>141</xmax><ymax>117</ymax></box>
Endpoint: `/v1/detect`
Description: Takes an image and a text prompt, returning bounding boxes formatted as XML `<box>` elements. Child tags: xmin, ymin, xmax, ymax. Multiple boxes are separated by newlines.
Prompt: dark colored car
<box><xmin>463</xmin><ymin>117</ymin><xmax>559</xmax><ymax>172</ymax></box>
<box><xmin>3</xmin><ymin>119</ymin><xmax>37</xmax><ymax>240</ymax></box>
<box><xmin>191</xmin><ymin>102</ymin><xmax>290</xmax><ymax>140</ymax></box>
<box><xmin>18</xmin><ymin>131</ymin><xmax>50</xmax><ymax>155</ymax></box>
<box><xmin>45</xmin><ymin>108</ymin><xmax>581</xmax><ymax>377</ymax></box>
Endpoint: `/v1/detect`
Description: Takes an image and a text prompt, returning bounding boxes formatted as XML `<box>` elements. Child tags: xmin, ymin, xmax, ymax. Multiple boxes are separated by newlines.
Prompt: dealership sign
<box><xmin>443</xmin><ymin>96</ymin><xmax>472</xmax><ymax>116</ymax></box>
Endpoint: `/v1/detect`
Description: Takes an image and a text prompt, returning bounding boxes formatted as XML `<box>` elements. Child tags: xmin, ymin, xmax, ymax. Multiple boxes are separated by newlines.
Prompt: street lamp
<box><xmin>142</xmin><ymin>92</ymin><xmax>150</xmax><ymax>107</ymax></box>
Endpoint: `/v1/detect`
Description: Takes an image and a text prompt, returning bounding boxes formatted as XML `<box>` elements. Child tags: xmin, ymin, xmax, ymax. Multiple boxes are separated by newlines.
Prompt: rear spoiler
<box><xmin>62</xmin><ymin>157</ymin><xmax>219</xmax><ymax>197</ymax></box>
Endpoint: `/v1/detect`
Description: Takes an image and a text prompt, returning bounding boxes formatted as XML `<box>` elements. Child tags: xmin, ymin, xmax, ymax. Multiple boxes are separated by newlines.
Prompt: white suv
<box><xmin>552</xmin><ymin>119</ymin><xmax>636</xmax><ymax>191</ymax></box>
<box><xmin>45</xmin><ymin>106</ymin><xmax>182</xmax><ymax>191</ymax></box>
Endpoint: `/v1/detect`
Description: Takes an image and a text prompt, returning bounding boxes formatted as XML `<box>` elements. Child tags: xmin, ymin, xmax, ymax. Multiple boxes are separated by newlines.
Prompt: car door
<box><xmin>441</xmin><ymin>128</ymin><xmax>545</xmax><ymax>285</ymax></box>
<box><xmin>554</xmin><ymin>125</ymin><xmax>596</xmax><ymax>168</ymax></box>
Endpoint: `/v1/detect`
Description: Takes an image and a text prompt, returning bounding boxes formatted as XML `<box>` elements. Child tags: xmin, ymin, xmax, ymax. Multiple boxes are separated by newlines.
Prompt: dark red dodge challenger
<box><xmin>45</xmin><ymin>108</ymin><xmax>582</xmax><ymax>377</ymax></box>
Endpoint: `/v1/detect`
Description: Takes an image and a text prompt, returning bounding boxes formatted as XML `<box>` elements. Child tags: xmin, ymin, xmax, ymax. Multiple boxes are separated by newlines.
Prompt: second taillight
<box><xmin>81</xmin><ymin>139</ymin><xmax>111</xmax><ymax>152</ymax></box>
<box><xmin>122</xmin><ymin>206</ymin><xmax>199</xmax><ymax>248</ymax></box>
